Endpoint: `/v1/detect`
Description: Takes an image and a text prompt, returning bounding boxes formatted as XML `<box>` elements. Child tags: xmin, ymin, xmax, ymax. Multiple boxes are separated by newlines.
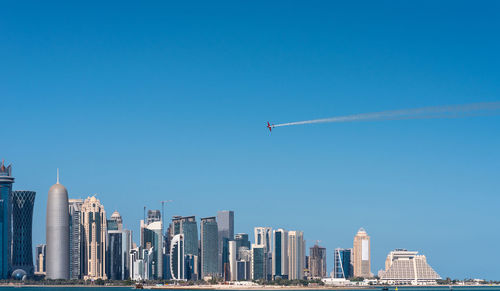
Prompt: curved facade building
<box><xmin>11</xmin><ymin>190</ymin><xmax>36</xmax><ymax>276</ymax></box>
<box><xmin>46</xmin><ymin>177</ymin><xmax>69</xmax><ymax>279</ymax></box>
<box><xmin>0</xmin><ymin>162</ymin><xmax>14</xmax><ymax>279</ymax></box>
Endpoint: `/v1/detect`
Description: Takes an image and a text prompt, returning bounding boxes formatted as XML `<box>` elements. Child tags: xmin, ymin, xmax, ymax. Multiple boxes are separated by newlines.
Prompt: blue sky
<box><xmin>2</xmin><ymin>1</ymin><xmax>500</xmax><ymax>279</ymax></box>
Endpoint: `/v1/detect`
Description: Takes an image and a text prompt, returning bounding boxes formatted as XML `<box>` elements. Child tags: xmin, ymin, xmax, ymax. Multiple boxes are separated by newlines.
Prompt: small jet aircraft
<box><xmin>267</xmin><ymin>121</ymin><xmax>274</xmax><ymax>132</ymax></box>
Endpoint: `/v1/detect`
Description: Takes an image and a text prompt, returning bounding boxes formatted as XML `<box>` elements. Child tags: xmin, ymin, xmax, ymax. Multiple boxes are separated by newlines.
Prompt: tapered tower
<box><xmin>46</xmin><ymin>170</ymin><xmax>69</xmax><ymax>279</ymax></box>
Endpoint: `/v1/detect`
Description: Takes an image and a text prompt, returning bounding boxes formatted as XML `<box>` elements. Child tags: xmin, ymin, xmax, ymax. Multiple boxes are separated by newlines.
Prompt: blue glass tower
<box><xmin>0</xmin><ymin>162</ymin><xmax>14</xmax><ymax>279</ymax></box>
<box><xmin>11</xmin><ymin>191</ymin><xmax>36</xmax><ymax>276</ymax></box>
<box><xmin>334</xmin><ymin>248</ymin><xmax>352</xmax><ymax>279</ymax></box>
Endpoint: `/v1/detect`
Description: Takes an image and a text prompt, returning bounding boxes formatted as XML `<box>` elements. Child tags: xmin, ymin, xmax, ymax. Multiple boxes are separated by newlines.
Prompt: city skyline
<box><xmin>3</xmin><ymin>0</ymin><xmax>500</xmax><ymax>280</ymax></box>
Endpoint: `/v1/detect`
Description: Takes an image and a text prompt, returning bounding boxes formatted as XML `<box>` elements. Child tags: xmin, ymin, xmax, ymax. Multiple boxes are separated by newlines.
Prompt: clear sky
<box><xmin>2</xmin><ymin>0</ymin><xmax>500</xmax><ymax>280</ymax></box>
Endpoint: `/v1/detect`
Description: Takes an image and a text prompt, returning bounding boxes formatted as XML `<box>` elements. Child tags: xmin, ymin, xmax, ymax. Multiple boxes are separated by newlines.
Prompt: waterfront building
<box><xmin>254</xmin><ymin>227</ymin><xmax>272</xmax><ymax>280</ymax></box>
<box><xmin>272</xmin><ymin>229</ymin><xmax>288</xmax><ymax>279</ymax></box>
<box><xmin>68</xmin><ymin>198</ymin><xmax>83</xmax><ymax>279</ymax></box>
<box><xmin>81</xmin><ymin>195</ymin><xmax>107</xmax><ymax>280</ymax></box>
<box><xmin>35</xmin><ymin>244</ymin><xmax>46</xmax><ymax>274</ymax></box>
<box><xmin>333</xmin><ymin>248</ymin><xmax>352</xmax><ymax>279</ymax></box>
<box><xmin>353</xmin><ymin>228</ymin><xmax>371</xmax><ymax>278</ymax></box>
<box><xmin>141</xmin><ymin>219</ymin><xmax>163</xmax><ymax>279</ymax></box>
<box><xmin>107</xmin><ymin>211</ymin><xmax>132</xmax><ymax>280</ymax></box>
<box><xmin>46</xmin><ymin>171</ymin><xmax>70</xmax><ymax>279</ymax></box>
<box><xmin>11</xmin><ymin>190</ymin><xmax>36</xmax><ymax>276</ymax></box>
<box><xmin>0</xmin><ymin>162</ymin><xmax>14</xmax><ymax>279</ymax></box>
<box><xmin>228</xmin><ymin>240</ymin><xmax>237</xmax><ymax>281</ymax></box>
<box><xmin>200</xmin><ymin>216</ymin><xmax>218</xmax><ymax>278</ymax></box>
<box><xmin>251</xmin><ymin>244</ymin><xmax>266</xmax><ymax>280</ymax></box>
<box><xmin>379</xmin><ymin>249</ymin><xmax>441</xmax><ymax>285</ymax></box>
<box><xmin>217</xmin><ymin>210</ymin><xmax>234</xmax><ymax>276</ymax></box>
<box><xmin>288</xmin><ymin>230</ymin><xmax>305</xmax><ymax>280</ymax></box>
<box><xmin>308</xmin><ymin>243</ymin><xmax>327</xmax><ymax>279</ymax></box>
<box><xmin>170</xmin><ymin>234</ymin><xmax>185</xmax><ymax>280</ymax></box>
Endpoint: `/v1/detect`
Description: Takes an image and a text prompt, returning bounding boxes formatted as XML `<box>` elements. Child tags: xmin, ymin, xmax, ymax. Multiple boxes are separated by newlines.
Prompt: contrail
<box><xmin>272</xmin><ymin>101</ymin><xmax>500</xmax><ymax>128</ymax></box>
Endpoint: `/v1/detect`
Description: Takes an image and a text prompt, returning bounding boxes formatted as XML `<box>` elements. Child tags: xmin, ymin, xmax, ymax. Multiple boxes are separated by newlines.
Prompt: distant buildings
<box><xmin>353</xmin><ymin>228</ymin><xmax>371</xmax><ymax>278</ymax></box>
<box><xmin>11</xmin><ymin>190</ymin><xmax>36</xmax><ymax>276</ymax></box>
<box><xmin>308</xmin><ymin>243</ymin><xmax>326</xmax><ymax>279</ymax></box>
<box><xmin>0</xmin><ymin>162</ymin><xmax>14</xmax><ymax>279</ymax></box>
<box><xmin>107</xmin><ymin>211</ymin><xmax>132</xmax><ymax>280</ymax></box>
<box><xmin>200</xmin><ymin>217</ymin><xmax>218</xmax><ymax>278</ymax></box>
<box><xmin>272</xmin><ymin>229</ymin><xmax>288</xmax><ymax>279</ymax></box>
<box><xmin>251</xmin><ymin>244</ymin><xmax>266</xmax><ymax>280</ymax></box>
<box><xmin>288</xmin><ymin>230</ymin><xmax>305</xmax><ymax>280</ymax></box>
<box><xmin>46</xmin><ymin>173</ymin><xmax>70</xmax><ymax>280</ymax></box>
<box><xmin>141</xmin><ymin>218</ymin><xmax>163</xmax><ymax>279</ymax></box>
<box><xmin>333</xmin><ymin>248</ymin><xmax>352</xmax><ymax>279</ymax></box>
<box><xmin>254</xmin><ymin>227</ymin><xmax>272</xmax><ymax>280</ymax></box>
<box><xmin>81</xmin><ymin>196</ymin><xmax>108</xmax><ymax>280</ymax></box>
<box><xmin>379</xmin><ymin>249</ymin><xmax>441</xmax><ymax>285</ymax></box>
<box><xmin>217</xmin><ymin>210</ymin><xmax>234</xmax><ymax>278</ymax></box>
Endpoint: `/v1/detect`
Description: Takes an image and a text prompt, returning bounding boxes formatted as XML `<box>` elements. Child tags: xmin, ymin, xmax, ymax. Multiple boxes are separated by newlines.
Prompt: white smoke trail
<box><xmin>273</xmin><ymin>101</ymin><xmax>500</xmax><ymax>128</ymax></box>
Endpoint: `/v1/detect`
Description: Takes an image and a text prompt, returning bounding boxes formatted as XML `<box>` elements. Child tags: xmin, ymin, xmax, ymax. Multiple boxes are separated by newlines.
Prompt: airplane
<box><xmin>267</xmin><ymin>121</ymin><xmax>274</xmax><ymax>132</ymax></box>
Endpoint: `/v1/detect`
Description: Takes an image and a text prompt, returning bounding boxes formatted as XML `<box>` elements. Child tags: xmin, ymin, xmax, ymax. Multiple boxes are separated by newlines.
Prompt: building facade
<box><xmin>68</xmin><ymin>199</ymin><xmax>83</xmax><ymax>279</ymax></box>
<box><xmin>251</xmin><ymin>244</ymin><xmax>266</xmax><ymax>280</ymax></box>
<box><xmin>46</xmin><ymin>173</ymin><xmax>70</xmax><ymax>280</ymax></box>
<box><xmin>141</xmin><ymin>220</ymin><xmax>163</xmax><ymax>279</ymax></box>
<box><xmin>272</xmin><ymin>229</ymin><xmax>288</xmax><ymax>279</ymax></box>
<box><xmin>81</xmin><ymin>195</ymin><xmax>107</xmax><ymax>280</ymax></box>
<box><xmin>35</xmin><ymin>244</ymin><xmax>47</xmax><ymax>275</ymax></box>
<box><xmin>11</xmin><ymin>190</ymin><xmax>36</xmax><ymax>276</ymax></box>
<box><xmin>200</xmin><ymin>217</ymin><xmax>218</xmax><ymax>278</ymax></box>
<box><xmin>228</xmin><ymin>240</ymin><xmax>237</xmax><ymax>281</ymax></box>
<box><xmin>217</xmin><ymin>210</ymin><xmax>234</xmax><ymax>276</ymax></box>
<box><xmin>308</xmin><ymin>244</ymin><xmax>327</xmax><ymax>278</ymax></box>
<box><xmin>353</xmin><ymin>228</ymin><xmax>370</xmax><ymax>278</ymax></box>
<box><xmin>0</xmin><ymin>162</ymin><xmax>13</xmax><ymax>279</ymax></box>
<box><xmin>380</xmin><ymin>249</ymin><xmax>441</xmax><ymax>285</ymax></box>
<box><xmin>333</xmin><ymin>248</ymin><xmax>352</xmax><ymax>279</ymax></box>
<box><xmin>170</xmin><ymin>234</ymin><xmax>185</xmax><ymax>280</ymax></box>
<box><xmin>107</xmin><ymin>211</ymin><xmax>131</xmax><ymax>280</ymax></box>
<box><xmin>254</xmin><ymin>227</ymin><xmax>272</xmax><ymax>280</ymax></box>
<box><xmin>288</xmin><ymin>230</ymin><xmax>305</xmax><ymax>280</ymax></box>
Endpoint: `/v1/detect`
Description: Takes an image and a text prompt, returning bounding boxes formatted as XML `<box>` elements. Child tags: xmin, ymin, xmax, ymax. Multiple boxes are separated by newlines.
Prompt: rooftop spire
<box><xmin>56</xmin><ymin>168</ymin><xmax>60</xmax><ymax>184</ymax></box>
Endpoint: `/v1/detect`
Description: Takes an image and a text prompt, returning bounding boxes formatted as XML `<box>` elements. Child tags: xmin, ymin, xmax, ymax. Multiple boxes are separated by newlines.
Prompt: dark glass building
<box><xmin>0</xmin><ymin>162</ymin><xmax>14</xmax><ymax>279</ymax></box>
<box><xmin>200</xmin><ymin>217</ymin><xmax>218</xmax><ymax>278</ymax></box>
<box><xmin>334</xmin><ymin>248</ymin><xmax>352</xmax><ymax>279</ymax></box>
<box><xmin>11</xmin><ymin>190</ymin><xmax>36</xmax><ymax>276</ymax></box>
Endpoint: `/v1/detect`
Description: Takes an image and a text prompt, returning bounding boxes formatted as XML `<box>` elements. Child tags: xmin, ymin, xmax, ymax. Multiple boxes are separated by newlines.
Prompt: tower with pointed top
<box><xmin>46</xmin><ymin>170</ymin><xmax>70</xmax><ymax>279</ymax></box>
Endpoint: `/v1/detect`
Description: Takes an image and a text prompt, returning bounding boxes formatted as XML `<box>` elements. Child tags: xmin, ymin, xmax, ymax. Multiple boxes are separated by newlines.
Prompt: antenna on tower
<box><xmin>57</xmin><ymin>168</ymin><xmax>60</xmax><ymax>184</ymax></box>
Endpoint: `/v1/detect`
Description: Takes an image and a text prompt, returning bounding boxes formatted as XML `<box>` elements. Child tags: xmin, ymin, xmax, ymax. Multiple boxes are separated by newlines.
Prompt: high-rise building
<box><xmin>0</xmin><ymin>161</ymin><xmax>13</xmax><ymax>279</ymax></box>
<box><xmin>11</xmin><ymin>190</ymin><xmax>36</xmax><ymax>276</ymax></box>
<box><xmin>254</xmin><ymin>227</ymin><xmax>272</xmax><ymax>280</ymax></box>
<box><xmin>200</xmin><ymin>217</ymin><xmax>218</xmax><ymax>278</ymax></box>
<box><xmin>353</xmin><ymin>228</ymin><xmax>371</xmax><ymax>278</ymax></box>
<box><xmin>333</xmin><ymin>248</ymin><xmax>352</xmax><ymax>279</ymax></box>
<box><xmin>217</xmin><ymin>210</ymin><xmax>234</xmax><ymax>276</ymax></box>
<box><xmin>81</xmin><ymin>195</ymin><xmax>108</xmax><ymax>280</ymax></box>
<box><xmin>68</xmin><ymin>199</ymin><xmax>83</xmax><ymax>279</ymax></box>
<box><xmin>288</xmin><ymin>230</ymin><xmax>305</xmax><ymax>280</ymax></box>
<box><xmin>308</xmin><ymin>244</ymin><xmax>327</xmax><ymax>278</ymax></box>
<box><xmin>141</xmin><ymin>219</ymin><xmax>163</xmax><ymax>279</ymax></box>
<box><xmin>171</xmin><ymin>216</ymin><xmax>198</xmax><ymax>256</ymax></box>
<box><xmin>147</xmin><ymin>210</ymin><xmax>161</xmax><ymax>225</ymax></box>
<box><xmin>272</xmin><ymin>229</ymin><xmax>288</xmax><ymax>279</ymax></box>
<box><xmin>237</xmin><ymin>247</ymin><xmax>251</xmax><ymax>281</ymax></box>
<box><xmin>251</xmin><ymin>244</ymin><xmax>266</xmax><ymax>280</ymax></box>
<box><xmin>107</xmin><ymin>211</ymin><xmax>132</xmax><ymax>280</ymax></box>
<box><xmin>35</xmin><ymin>244</ymin><xmax>46</xmax><ymax>275</ymax></box>
<box><xmin>170</xmin><ymin>234</ymin><xmax>184</xmax><ymax>280</ymax></box>
<box><xmin>228</xmin><ymin>240</ymin><xmax>237</xmax><ymax>281</ymax></box>
<box><xmin>46</xmin><ymin>172</ymin><xmax>70</xmax><ymax>280</ymax></box>
<box><xmin>379</xmin><ymin>249</ymin><xmax>441</xmax><ymax>285</ymax></box>
<box><xmin>235</xmin><ymin>233</ymin><xmax>250</xmax><ymax>253</ymax></box>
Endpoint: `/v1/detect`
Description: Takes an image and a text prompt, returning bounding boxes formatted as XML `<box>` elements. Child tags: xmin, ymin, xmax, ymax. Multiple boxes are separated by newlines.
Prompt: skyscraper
<box><xmin>81</xmin><ymin>195</ymin><xmax>107</xmax><ymax>280</ymax></box>
<box><xmin>107</xmin><ymin>211</ymin><xmax>132</xmax><ymax>280</ymax></box>
<box><xmin>200</xmin><ymin>216</ymin><xmax>218</xmax><ymax>278</ymax></box>
<box><xmin>68</xmin><ymin>199</ymin><xmax>83</xmax><ymax>279</ymax></box>
<box><xmin>228</xmin><ymin>240</ymin><xmax>237</xmax><ymax>281</ymax></box>
<box><xmin>308</xmin><ymin>243</ymin><xmax>327</xmax><ymax>278</ymax></box>
<box><xmin>235</xmin><ymin>233</ymin><xmax>251</xmax><ymax>252</ymax></box>
<box><xmin>46</xmin><ymin>171</ymin><xmax>70</xmax><ymax>280</ymax></box>
<box><xmin>11</xmin><ymin>190</ymin><xmax>36</xmax><ymax>276</ymax></box>
<box><xmin>35</xmin><ymin>244</ymin><xmax>46</xmax><ymax>274</ymax></box>
<box><xmin>251</xmin><ymin>244</ymin><xmax>266</xmax><ymax>280</ymax></box>
<box><xmin>288</xmin><ymin>230</ymin><xmax>305</xmax><ymax>280</ymax></box>
<box><xmin>272</xmin><ymin>229</ymin><xmax>288</xmax><ymax>279</ymax></box>
<box><xmin>333</xmin><ymin>248</ymin><xmax>352</xmax><ymax>279</ymax></box>
<box><xmin>353</xmin><ymin>228</ymin><xmax>371</xmax><ymax>278</ymax></box>
<box><xmin>141</xmin><ymin>219</ymin><xmax>163</xmax><ymax>279</ymax></box>
<box><xmin>0</xmin><ymin>161</ymin><xmax>13</xmax><ymax>279</ymax></box>
<box><xmin>217</xmin><ymin>210</ymin><xmax>234</xmax><ymax>275</ymax></box>
<box><xmin>170</xmin><ymin>234</ymin><xmax>184</xmax><ymax>280</ymax></box>
<box><xmin>172</xmin><ymin>216</ymin><xmax>198</xmax><ymax>256</ymax></box>
<box><xmin>254</xmin><ymin>227</ymin><xmax>272</xmax><ymax>280</ymax></box>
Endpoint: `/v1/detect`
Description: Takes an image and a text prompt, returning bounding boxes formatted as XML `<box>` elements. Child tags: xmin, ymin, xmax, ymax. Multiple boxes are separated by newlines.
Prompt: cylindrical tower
<box><xmin>46</xmin><ymin>173</ymin><xmax>69</xmax><ymax>279</ymax></box>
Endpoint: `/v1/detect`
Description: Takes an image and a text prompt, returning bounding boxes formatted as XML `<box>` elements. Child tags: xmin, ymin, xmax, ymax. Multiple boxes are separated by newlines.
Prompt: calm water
<box><xmin>0</xmin><ymin>287</ymin><xmax>498</xmax><ymax>291</ymax></box>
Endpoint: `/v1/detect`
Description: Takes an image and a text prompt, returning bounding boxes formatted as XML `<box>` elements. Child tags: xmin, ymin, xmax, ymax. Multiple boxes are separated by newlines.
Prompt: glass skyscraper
<box><xmin>251</xmin><ymin>244</ymin><xmax>266</xmax><ymax>280</ymax></box>
<box><xmin>68</xmin><ymin>199</ymin><xmax>83</xmax><ymax>279</ymax></box>
<box><xmin>11</xmin><ymin>190</ymin><xmax>36</xmax><ymax>276</ymax></box>
<box><xmin>334</xmin><ymin>248</ymin><xmax>352</xmax><ymax>279</ymax></box>
<box><xmin>0</xmin><ymin>162</ymin><xmax>14</xmax><ymax>279</ymax></box>
<box><xmin>217</xmin><ymin>210</ymin><xmax>234</xmax><ymax>275</ymax></box>
<box><xmin>200</xmin><ymin>217</ymin><xmax>218</xmax><ymax>278</ymax></box>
